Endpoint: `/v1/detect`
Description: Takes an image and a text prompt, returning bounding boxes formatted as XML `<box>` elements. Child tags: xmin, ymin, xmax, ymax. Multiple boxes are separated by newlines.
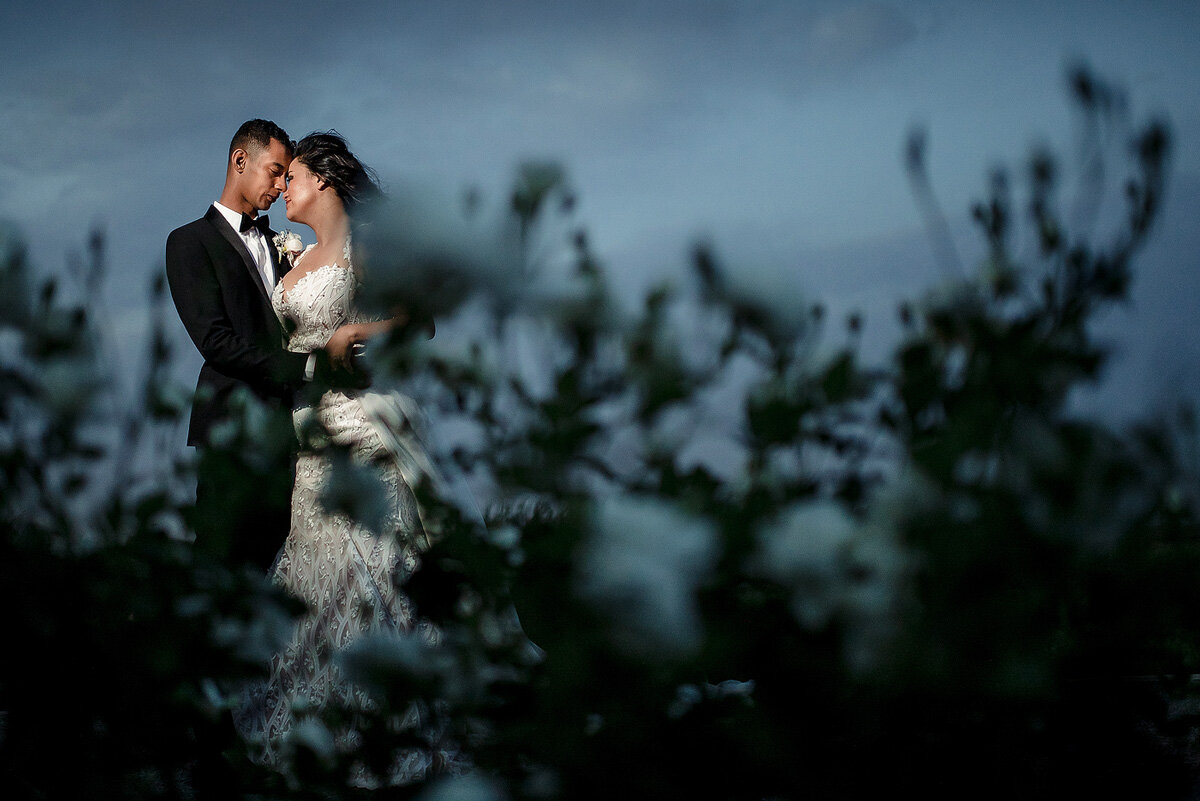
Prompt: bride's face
<box><xmin>282</xmin><ymin>159</ymin><xmax>322</xmax><ymax>224</ymax></box>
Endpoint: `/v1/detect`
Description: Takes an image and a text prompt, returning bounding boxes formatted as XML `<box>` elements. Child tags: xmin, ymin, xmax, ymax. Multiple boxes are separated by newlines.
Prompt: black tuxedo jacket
<box><xmin>166</xmin><ymin>205</ymin><xmax>308</xmax><ymax>447</ymax></box>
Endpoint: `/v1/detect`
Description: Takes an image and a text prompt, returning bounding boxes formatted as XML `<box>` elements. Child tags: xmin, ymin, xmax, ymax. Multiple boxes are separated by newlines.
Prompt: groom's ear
<box><xmin>231</xmin><ymin>148</ymin><xmax>249</xmax><ymax>174</ymax></box>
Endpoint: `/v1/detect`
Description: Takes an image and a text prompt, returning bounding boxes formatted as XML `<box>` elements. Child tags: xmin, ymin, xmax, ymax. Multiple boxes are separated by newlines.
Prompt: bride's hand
<box><xmin>324</xmin><ymin>324</ymin><xmax>366</xmax><ymax>372</ymax></box>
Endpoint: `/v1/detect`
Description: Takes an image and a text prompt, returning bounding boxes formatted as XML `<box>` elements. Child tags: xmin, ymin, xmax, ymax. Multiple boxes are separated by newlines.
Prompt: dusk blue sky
<box><xmin>3</xmin><ymin>0</ymin><xmax>1199</xmax><ymax>425</ymax></box>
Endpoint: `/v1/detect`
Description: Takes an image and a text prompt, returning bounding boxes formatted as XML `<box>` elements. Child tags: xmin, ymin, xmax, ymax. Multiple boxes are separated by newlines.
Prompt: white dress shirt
<box><xmin>212</xmin><ymin>201</ymin><xmax>275</xmax><ymax>295</ymax></box>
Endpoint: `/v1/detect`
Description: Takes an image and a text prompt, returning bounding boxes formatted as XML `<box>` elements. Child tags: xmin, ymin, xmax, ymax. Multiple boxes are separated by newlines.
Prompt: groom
<box><xmin>166</xmin><ymin>119</ymin><xmax>321</xmax><ymax>571</ymax></box>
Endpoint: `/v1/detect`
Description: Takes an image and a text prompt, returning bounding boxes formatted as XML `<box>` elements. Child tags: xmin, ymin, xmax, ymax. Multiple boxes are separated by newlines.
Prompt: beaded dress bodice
<box><xmin>272</xmin><ymin>241</ymin><xmax>381</xmax><ymax>355</ymax></box>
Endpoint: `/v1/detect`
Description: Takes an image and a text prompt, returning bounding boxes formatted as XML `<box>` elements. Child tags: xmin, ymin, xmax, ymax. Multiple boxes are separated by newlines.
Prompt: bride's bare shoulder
<box><xmin>292</xmin><ymin>242</ymin><xmax>319</xmax><ymax>267</ymax></box>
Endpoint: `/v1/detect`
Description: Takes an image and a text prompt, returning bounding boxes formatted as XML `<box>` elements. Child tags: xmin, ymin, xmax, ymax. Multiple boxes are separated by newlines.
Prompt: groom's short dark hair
<box><xmin>229</xmin><ymin>119</ymin><xmax>293</xmax><ymax>157</ymax></box>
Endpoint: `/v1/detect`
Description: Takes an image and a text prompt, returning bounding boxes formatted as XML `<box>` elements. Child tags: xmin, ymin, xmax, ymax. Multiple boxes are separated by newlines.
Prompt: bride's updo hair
<box><xmin>293</xmin><ymin>131</ymin><xmax>383</xmax><ymax>213</ymax></box>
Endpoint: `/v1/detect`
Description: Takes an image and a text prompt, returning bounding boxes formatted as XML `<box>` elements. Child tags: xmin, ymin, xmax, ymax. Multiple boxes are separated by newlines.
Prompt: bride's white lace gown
<box><xmin>239</xmin><ymin>240</ymin><xmax>441</xmax><ymax>781</ymax></box>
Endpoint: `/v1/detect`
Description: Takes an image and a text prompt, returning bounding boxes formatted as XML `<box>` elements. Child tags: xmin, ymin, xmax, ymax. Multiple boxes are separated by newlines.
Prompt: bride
<box><xmin>237</xmin><ymin>130</ymin><xmax>447</xmax><ymax>782</ymax></box>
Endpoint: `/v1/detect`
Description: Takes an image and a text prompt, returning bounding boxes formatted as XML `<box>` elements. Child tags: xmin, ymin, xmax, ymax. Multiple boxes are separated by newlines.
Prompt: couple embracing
<box><xmin>165</xmin><ymin>119</ymin><xmax>447</xmax><ymax>782</ymax></box>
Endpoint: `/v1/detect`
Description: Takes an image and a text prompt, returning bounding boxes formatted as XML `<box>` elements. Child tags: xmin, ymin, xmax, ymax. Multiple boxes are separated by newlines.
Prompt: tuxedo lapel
<box><xmin>266</xmin><ymin>229</ymin><xmax>287</xmax><ymax>281</ymax></box>
<box><xmin>204</xmin><ymin>205</ymin><xmax>273</xmax><ymax>307</ymax></box>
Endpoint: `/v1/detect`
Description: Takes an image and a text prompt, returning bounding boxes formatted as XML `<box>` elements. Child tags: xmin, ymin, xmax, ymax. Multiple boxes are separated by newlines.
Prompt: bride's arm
<box><xmin>324</xmin><ymin>310</ymin><xmax>434</xmax><ymax>371</ymax></box>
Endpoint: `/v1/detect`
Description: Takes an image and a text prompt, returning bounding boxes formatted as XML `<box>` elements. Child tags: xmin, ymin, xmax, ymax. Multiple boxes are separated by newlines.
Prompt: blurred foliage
<box><xmin>4</xmin><ymin>66</ymin><xmax>1200</xmax><ymax>800</ymax></box>
<box><xmin>0</xmin><ymin>227</ymin><xmax>304</xmax><ymax>798</ymax></box>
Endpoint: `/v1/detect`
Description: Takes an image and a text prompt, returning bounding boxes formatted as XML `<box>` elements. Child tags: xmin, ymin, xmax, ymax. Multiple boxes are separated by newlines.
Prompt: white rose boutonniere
<box><xmin>273</xmin><ymin>230</ymin><xmax>306</xmax><ymax>265</ymax></box>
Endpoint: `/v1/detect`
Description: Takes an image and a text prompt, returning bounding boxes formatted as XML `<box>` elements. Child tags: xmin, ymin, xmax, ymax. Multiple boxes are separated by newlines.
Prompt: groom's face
<box><xmin>239</xmin><ymin>138</ymin><xmax>292</xmax><ymax>213</ymax></box>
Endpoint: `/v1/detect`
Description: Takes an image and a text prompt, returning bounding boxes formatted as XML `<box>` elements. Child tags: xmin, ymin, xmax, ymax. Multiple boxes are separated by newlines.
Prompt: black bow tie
<box><xmin>239</xmin><ymin>213</ymin><xmax>270</xmax><ymax>235</ymax></box>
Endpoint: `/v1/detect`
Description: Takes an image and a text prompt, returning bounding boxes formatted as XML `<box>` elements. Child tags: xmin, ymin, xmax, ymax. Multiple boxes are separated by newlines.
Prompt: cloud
<box><xmin>806</xmin><ymin>3</ymin><xmax>918</xmax><ymax>69</ymax></box>
<box><xmin>2</xmin><ymin>0</ymin><xmax>1197</xmax><ymax>433</ymax></box>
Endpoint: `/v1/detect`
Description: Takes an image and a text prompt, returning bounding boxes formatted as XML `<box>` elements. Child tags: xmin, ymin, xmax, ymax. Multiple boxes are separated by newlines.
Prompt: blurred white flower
<box><xmin>282</xmin><ymin>718</ymin><xmax>336</xmax><ymax>767</ymax></box>
<box><xmin>668</xmin><ymin>683</ymin><xmax>704</xmax><ymax>718</ymax></box>
<box><xmin>226</xmin><ymin>385</ymin><xmax>271</xmax><ymax>438</ymax></box>
<box><xmin>319</xmin><ymin>452</ymin><xmax>389</xmax><ymax>535</ymax></box>
<box><xmin>338</xmin><ymin>629</ymin><xmax>461</xmax><ymax>701</ymax></box>
<box><xmin>840</xmin><ymin>521</ymin><xmax>908</xmax><ymax>671</ymax></box>
<box><xmin>339</xmin><ymin>630</ymin><xmax>444</xmax><ymax>679</ymax></box>
<box><xmin>647</xmin><ymin>403</ymin><xmax>697</xmax><ymax>456</ymax></box>
<box><xmin>578</xmin><ymin>493</ymin><xmax>719</xmax><ymax>656</ymax></box>
<box><xmin>707</xmin><ymin>678</ymin><xmax>756</xmax><ymax>700</ymax></box>
<box><xmin>753</xmin><ymin>494</ymin><xmax>910</xmax><ymax>670</ymax></box>
<box><xmin>486</xmin><ymin>524</ymin><xmax>521</xmax><ymax>551</ymax></box>
<box><xmin>646</xmin><ymin>291</ymin><xmax>730</xmax><ymax>380</ymax></box>
<box><xmin>868</xmin><ymin>466</ymin><xmax>936</xmax><ymax>522</ymax></box>
<box><xmin>669</xmin><ymin>678</ymin><xmax>755</xmax><ymax>718</ymax></box>
<box><xmin>755</xmin><ymin>500</ymin><xmax>856</xmax><ymax>629</ymax></box>
<box><xmin>229</xmin><ymin>601</ymin><xmax>296</xmax><ymax>663</ymax></box>
<box><xmin>759</xmin><ymin>445</ymin><xmax>805</xmax><ymax>491</ymax></box>
<box><xmin>757</xmin><ymin>500</ymin><xmax>855</xmax><ymax>579</ymax></box>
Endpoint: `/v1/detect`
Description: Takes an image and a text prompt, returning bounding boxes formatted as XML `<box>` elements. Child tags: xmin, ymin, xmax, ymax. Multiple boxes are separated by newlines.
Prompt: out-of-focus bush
<box><xmin>342</xmin><ymin>66</ymin><xmax>1200</xmax><ymax>800</ymax></box>
<box><xmin>0</xmin><ymin>227</ymin><xmax>298</xmax><ymax>798</ymax></box>
<box><xmin>4</xmin><ymin>66</ymin><xmax>1200</xmax><ymax>800</ymax></box>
